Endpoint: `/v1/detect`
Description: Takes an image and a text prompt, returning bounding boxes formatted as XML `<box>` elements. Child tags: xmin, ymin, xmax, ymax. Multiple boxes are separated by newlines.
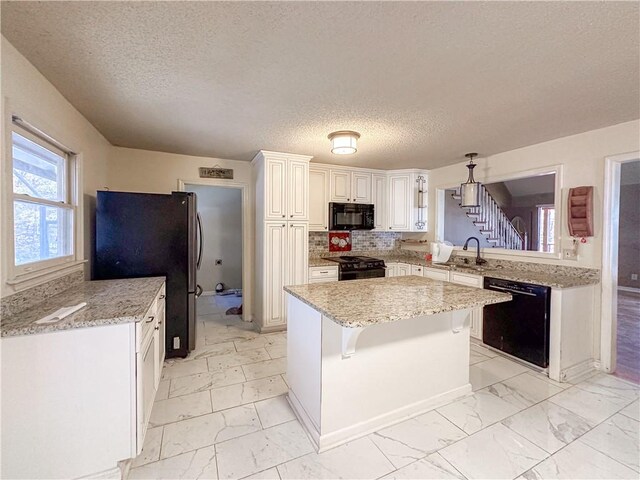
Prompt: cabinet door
<box><xmin>386</xmin><ymin>263</ymin><xmax>397</xmax><ymax>277</ymax></box>
<box><xmin>156</xmin><ymin>298</ymin><xmax>166</xmax><ymax>384</ymax></box>
<box><xmin>288</xmin><ymin>160</ymin><xmax>309</xmax><ymax>220</ymax></box>
<box><xmin>411</xmin><ymin>265</ymin><xmax>423</xmax><ymax>276</ymax></box>
<box><xmin>423</xmin><ymin>268</ymin><xmax>449</xmax><ymax>282</ymax></box>
<box><xmin>397</xmin><ymin>263</ymin><xmax>411</xmax><ymax>276</ymax></box>
<box><xmin>137</xmin><ymin>330</ymin><xmax>157</xmax><ymax>452</ymax></box>
<box><xmin>388</xmin><ymin>174</ymin><xmax>411</xmax><ymax>231</ymax></box>
<box><xmin>330</xmin><ymin>170</ymin><xmax>351</xmax><ymax>202</ymax></box>
<box><xmin>309</xmin><ymin>167</ymin><xmax>329</xmax><ymax>231</ymax></box>
<box><xmin>265</xmin><ymin>223</ymin><xmax>288</xmax><ymax>327</ymax></box>
<box><xmin>265</xmin><ymin>158</ymin><xmax>288</xmax><ymax>220</ymax></box>
<box><xmin>288</xmin><ymin>223</ymin><xmax>309</xmax><ymax>286</ymax></box>
<box><xmin>351</xmin><ymin>172</ymin><xmax>372</xmax><ymax>203</ymax></box>
<box><xmin>470</xmin><ymin>310</ymin><xmax>483</xmax><ymax>340</ymax></box>
<box><xmin>371</xmin><ymin>174</ymin><xmax>387</xmax><ymax>230</ymax></box>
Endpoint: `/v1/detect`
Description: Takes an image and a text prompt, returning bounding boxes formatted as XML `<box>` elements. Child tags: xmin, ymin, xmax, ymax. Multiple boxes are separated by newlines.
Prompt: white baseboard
<box><xmin>561</xmin><ymin>359</ymin><xmax>597</xmax><ymax>383</ymax></box>
<box><xmin>618</xmin><ymin>286</ymin><xmax>640</xmax><ymax>293</ymax></box>
<box><xmin>289</xmin><ymin>384</ymin><xmax>471</xmax><ymax>453</ymax></box>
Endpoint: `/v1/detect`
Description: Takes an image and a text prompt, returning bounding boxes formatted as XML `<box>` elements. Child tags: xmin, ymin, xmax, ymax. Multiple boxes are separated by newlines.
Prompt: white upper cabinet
<box><xmin>330</xmin><ymin>170</ymin><xmax>372</xmax><ymax>204</ymax></box>
<box><xmin>309</xmin><ymin>167</ymin><xmax>329</xmax><ymax>231</ymax></box>
<box><xmin>351</xmin><ymin>172</ymin><xmax>372</xmax><ymax>203</ymax></box>
<box><xmin>265</xmin><ymin>157</ymin><xmax>288</xmax><ymax>220</ymax></box>
<box><xmin>330</xmin><ymin>170</ymin><xmax>351</xmax><ymax>202</ymax></box>
<box><xmin>388</xmin><ymin>173</ymin><xmax>412</xmax><ymax>231</ymax></box>
<box><xmin>371</xmin><ymin>174</ymin><xmax>387</xmax><ymax>230</ymax></box>
<box><xmin>287</xmin><ymin>160</ymin><xmax>309</xmax><ymax>220</ymax></box>
<box><xmin>257</xmin><ymin>152</ymin><xmax>310</xmax><ymax>221</ymax></box>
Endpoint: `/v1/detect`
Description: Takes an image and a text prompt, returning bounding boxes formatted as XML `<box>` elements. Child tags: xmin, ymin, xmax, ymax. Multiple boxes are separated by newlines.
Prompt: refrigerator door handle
<box><xmin>195</xmin><ymin>284</ymin><xmax>203</xmax><ymax>298</ymax></box>
<box><xmin>196</xmin><ymin>212</ymin><xmax>204</xmax><ymax>270</ymax></box>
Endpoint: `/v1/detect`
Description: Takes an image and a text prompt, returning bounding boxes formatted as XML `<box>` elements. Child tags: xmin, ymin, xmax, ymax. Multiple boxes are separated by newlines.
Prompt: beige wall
<box><xmin>1</xmin><ymin>36</ymin><xmax>112</xmax><ymax>296</ymax></box>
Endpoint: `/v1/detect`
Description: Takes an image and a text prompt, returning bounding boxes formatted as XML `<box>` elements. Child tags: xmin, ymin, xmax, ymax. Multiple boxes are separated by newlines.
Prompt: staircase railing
<box><xmin>454</xmin><ymin>185</ymin><xmax>524</xmax><ymax>249</ymax></box>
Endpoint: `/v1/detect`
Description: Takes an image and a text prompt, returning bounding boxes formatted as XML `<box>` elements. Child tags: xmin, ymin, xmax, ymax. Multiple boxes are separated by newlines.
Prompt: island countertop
<box><xmin>284</xmin><ymin>275</ymin><xmax>511</xmax><ymax>328</ymax></box>
<box><xmin>1</xmin><ymin>277</ymin><xmax>165</xmax><ymax>338</ymax></box>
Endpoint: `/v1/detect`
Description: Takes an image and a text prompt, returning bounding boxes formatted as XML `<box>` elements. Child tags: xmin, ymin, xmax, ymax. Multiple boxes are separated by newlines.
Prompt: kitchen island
<box><xmin>284</xmin><ymin>275</ymin><xmax>511</xmax><ymax>452</ymax></box>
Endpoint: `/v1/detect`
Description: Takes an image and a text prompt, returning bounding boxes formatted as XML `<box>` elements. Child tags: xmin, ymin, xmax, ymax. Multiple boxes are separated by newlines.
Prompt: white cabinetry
<box><xmin>411</xmin><ymin>265</ymin><xmax>424</xmax><ymax>276</ymax></box>
<box><xmin>423</xmin><ymin>267</ymin><xmax>450</xmax><ymax>282</ymax></box>
<box><xmin>308</xmin><ymin>266</ymin><xmax>339</xmax><ymax>283</ymax></box>
<box><xmin>385</xmin><ymin>263</ymin><xmax>397</xmax><ymax>277</ymax></box>
<box><xmin>388</xmin><ymin>173</ymin><xmax>412</xmax><ymax>231</ymax></box>
<box><xmin>254</xmin><ymin>151</ymin><xmax>311</xmax><ymax>332</ymax></box>
<box><xmin>261</xmin><ymin>152</ymin><xmax>309</xmax><ymax>221</ymax></box>
<box><xmin>330</xmin><ymin>170</ymin><xmax>371</xmax><ymax>203</ymax></box>
<box><xmin>371</xmin><ymin>174</ymin><xmax>387</xmax><ymax>230</ymax></box>
<box><xmin>1</xmin><ymin>283</ymin><xmax>166</xmax><ymax>480</ymax></box>
<box><xmin>309</xmin><ymin>166</ymin><xmax>329</xmax><ymax>231</ymax></box>
<box><xmin>449</xmin><ymin>272</ymin><xmax>483</xmax><ymax>340</ymax></box>
<box><xmin>396</xmin><ymin>263</ymin><xmax>411</xmax><ymax>276</ymax></box>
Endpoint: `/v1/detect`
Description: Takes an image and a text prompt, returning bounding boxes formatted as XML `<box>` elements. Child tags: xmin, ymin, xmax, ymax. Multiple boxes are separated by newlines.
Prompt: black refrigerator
<box><xmin>93</xmin><ymin>191</ymin><xmax>202</xmax><ymax>358</ymax></box>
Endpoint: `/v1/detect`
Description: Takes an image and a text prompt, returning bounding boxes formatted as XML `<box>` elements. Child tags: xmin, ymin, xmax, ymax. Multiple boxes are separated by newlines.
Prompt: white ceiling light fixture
<box><xmin>328</xmin><ymin>130</ymin><xmax>360</xmax><ymax>155</ymax></box>
<box><xmin>460</xmin><ymin>152</ymin><xmax>481</xmax><ymax>207</ymax></box>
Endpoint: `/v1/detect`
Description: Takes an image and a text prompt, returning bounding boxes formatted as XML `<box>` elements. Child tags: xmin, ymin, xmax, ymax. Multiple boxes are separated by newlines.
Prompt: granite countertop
<box><xmin>308</xmin><ymin>253</ymin><xmax>599</xmax><ymax>289</ymax></box>
<box><xmin>284</xmin><ymin>275</ymin><xmax>511</xmax><ymax>328</ymax></box>
<box><xmin>1</xmin><ymin>277</ymin><xmax>165</xmax><ymax>338</ymax></box>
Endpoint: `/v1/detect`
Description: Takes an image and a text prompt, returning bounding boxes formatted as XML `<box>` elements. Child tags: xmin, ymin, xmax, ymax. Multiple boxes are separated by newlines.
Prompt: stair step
<box><xmin>473</xmin><ymin>221</ymin><xmax>488</xmax><ymax>226</ymax></box>
<box><xmin>479</xmin><ymin>230</ymin><xmax>493</xmax><ymax>234</ymax></box>
<box><xmin>466</xmin><ymin>213</ymin><xmax>481</xmax><ymax>218</ymax></box>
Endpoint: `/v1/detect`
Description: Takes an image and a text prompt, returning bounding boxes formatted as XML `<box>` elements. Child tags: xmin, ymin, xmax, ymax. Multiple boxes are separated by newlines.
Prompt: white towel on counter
<box><xmin>35</xmin><ymin>302</ymin><xmax>87</xmax><ymax>324</ymax></box>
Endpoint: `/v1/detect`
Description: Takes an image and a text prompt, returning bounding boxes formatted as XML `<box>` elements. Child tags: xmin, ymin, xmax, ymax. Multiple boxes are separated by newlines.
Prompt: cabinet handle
<box><xmin>282</xmin><ymin>215</ymin><xmax>285</xmax><ymax>218</ymax></box>
<box><xmin>155</xmin><ymin>326</ymin><xmax>160</xmax><ymax>331</ymax></box>
<box><xmin>290</xmin><ymin>215</ymin><xmax>293</xmax><ymax>218</ymax></box>
<box><xmin>159</xmin><ymin>295</ymin><xmax>165</xmax><ymax>299</ymax></box>
<box><xmin>319</xmin><ymin>271</ymin><xmax>329</xmax><ymax>274</ymax></box>
<box><xmin>347</xmin><ymin>198</ymin><xmax>350</xmax><ymax>201</ymax></box>
<box><xmin>146</xmin><ymin>316</ymin><xmax>155</xmax><ymax>323</ymax></box>
<box><xmin>282</xmin><ymin>224</ymin><xmax>286</xmax><ymax>227</ymax></box>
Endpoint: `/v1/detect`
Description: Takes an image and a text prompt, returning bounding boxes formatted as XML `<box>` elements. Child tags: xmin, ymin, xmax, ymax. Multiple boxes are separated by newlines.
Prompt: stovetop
<box><xmin>321</xmin><ymin>256</ymin><xmax>386</xmax><ymax>271</ymax></box>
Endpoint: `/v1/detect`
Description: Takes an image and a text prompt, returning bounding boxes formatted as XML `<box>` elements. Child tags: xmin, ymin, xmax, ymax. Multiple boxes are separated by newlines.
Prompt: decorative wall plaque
<box><xmin>199</xmin><ymin>167</ymin><xmax>233</xmax><ymax>179</ymax></box>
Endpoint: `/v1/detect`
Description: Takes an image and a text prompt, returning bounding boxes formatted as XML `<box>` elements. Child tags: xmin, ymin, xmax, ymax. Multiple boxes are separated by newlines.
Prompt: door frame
<box><xmin>600</xmin><ymin>151</ymin><xmax>640</xmax><ymax>373</ymax></box>
<box><xmin>178</xmin><ymin>179</ymin><xmax>253</xmax><ymax>323</ymax></box>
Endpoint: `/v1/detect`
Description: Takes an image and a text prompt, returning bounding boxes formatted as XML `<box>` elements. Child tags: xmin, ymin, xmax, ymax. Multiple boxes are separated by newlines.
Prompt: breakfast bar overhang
<box><xmin>284</xmin><ymin>276</ymin><xmax>511</xmax><ymax>452</ymax></box>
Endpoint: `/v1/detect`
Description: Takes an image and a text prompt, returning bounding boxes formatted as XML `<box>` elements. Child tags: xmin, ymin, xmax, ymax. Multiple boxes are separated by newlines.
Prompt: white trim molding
<box><xmin>177</xmin><ymin>178</ymin><xmax>253</xmax><ymax>323</ymax></box>
<box><xmin>600</xmin><ymin>150</ymin><xmax>640</xmax><ymax>374</ymax></box>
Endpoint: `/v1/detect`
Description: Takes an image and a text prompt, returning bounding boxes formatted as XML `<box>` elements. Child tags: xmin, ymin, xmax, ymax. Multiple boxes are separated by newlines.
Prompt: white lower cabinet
<box><xmin>1</xmin><ymin>283</ymin><xmax>166</xmax><ymax>480</ymax></box>
<box><xmin>423</xmin><ymin>267</ymin><xmax>450</xmax><ymax>282</ymax></box>
<box><xmin>260</xmin><ymin>222</ymin><xmax>309</xmax><ymax>331</ymax></box>
<box><xmin>396</xmin><ymin>263</ymin><xmax>411</xmax><ymax>276</ymax></box>
<box><xmin>309</xmin><ymin>266</ymin><xmax>339</xmax><ymax>283</ymax></box>
<box><xmin>449</xmin><ymin>272</ymin><xmax>483</xmax><ymax>340</ymax></box>
<box><xmin>385</xmin><ymin>263</ymin><xmax>397</xmax><ymax>277</ymax></box>
<box><xmin>411</xmin><ymin>265</ymin><xmax>424</xmax><ymax>276</ymax></box>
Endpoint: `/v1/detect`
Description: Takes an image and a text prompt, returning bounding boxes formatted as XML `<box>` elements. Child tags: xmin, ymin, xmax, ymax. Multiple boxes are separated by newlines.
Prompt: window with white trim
<box><xmin>10</xmin><ymin>120</ymin><xmax>77</xmax><ymax>275</ymax></box>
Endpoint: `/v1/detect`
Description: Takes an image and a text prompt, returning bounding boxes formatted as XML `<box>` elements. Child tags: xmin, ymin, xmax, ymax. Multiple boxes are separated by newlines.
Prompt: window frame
<box><xmin>7</xmin><ymin>118</ymin><xmax>80</xmax><ymax>280</ymax></box>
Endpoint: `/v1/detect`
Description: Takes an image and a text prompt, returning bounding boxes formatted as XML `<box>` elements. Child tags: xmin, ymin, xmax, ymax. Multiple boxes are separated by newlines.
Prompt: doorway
<box><xmin>601</xmin><ymin>153</ymin><xmax>640</xmax><ymax>384</ymax></box>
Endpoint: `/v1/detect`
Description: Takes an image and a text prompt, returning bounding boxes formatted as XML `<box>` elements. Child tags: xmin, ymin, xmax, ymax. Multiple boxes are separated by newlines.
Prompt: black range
<box><xmin>322</xmin><ymin>255</ymin><xmax>386</xmax><ymax>281</ymax></box>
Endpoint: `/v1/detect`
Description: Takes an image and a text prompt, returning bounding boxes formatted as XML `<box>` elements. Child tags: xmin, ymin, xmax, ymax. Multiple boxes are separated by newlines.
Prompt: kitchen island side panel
<box><xmin>319</xmin><ymin>310</ymin><xmax>471</xmax><ymax>447</ymax></box>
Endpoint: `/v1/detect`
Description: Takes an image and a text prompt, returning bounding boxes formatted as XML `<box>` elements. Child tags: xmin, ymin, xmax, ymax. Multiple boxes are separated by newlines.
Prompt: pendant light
<box><xmin>328</xmin><ymin>131</ymin><xmax>360</xmax><ymax>155</ymax></box>
<box><xmin>460</xmin><ymin>152</ymin><xmax>481</xmax><ymax>207</ymax></box>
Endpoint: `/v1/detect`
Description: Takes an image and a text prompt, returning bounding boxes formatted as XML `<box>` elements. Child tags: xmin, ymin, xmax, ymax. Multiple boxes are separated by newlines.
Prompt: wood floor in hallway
<box><xmin>615</xmin><ymin>289</ymin><xmax>640</xmax><ymax>385</ymax></box>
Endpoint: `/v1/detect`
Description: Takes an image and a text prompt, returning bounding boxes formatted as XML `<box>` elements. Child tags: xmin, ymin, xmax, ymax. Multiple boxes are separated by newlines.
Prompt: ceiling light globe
<box><xmin>328</xmin><ymin>131</ymin><xmax>360</xmax><ymax>155</ymax></box>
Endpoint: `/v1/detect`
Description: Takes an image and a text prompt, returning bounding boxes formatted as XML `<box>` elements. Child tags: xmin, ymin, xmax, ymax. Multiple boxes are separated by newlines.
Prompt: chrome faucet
<box><xmin>462</xmin><ymin>237</ymin><xmax>487</xmax><ymax>265</ymax></box>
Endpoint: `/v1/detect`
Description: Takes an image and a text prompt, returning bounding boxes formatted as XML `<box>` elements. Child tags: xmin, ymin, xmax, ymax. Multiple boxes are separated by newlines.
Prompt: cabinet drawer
<box><xmin>450</xmin><ymin>272</ymin><xmax>483</xmax><ymax>288</ymax></box>
<box><xmin>309</xmin><ymin>266</ymin><xmax>339</xmax><ymax>281</ymax></box>
<box><xmin>424</xmin><ymin>268</ymin><xmax>449</xmax><ymax>281</ymax></box>
<box><xmin>411</xmin><ymin>265</ymin><xmax>424</xmax><ymax>275</ymax></box>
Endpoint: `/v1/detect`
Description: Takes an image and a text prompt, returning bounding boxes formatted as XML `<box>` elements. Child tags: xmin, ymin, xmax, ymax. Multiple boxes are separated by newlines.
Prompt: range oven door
<box><xmin>329</xmin><ymin>203</ymin><xmax>375</xmax><ymax>230</ymax></box>
<box><xmin>339</xmin><ymin>268</ymin><xmax>386</xmax><ymax>281</ymax></box>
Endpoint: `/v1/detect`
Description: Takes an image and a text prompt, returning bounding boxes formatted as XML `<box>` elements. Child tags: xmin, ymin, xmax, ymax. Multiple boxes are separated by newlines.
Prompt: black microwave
<box><xmin>329</xmin><ymin>203</ymin><xmax>375</xmax><ymax>230</ymax></box>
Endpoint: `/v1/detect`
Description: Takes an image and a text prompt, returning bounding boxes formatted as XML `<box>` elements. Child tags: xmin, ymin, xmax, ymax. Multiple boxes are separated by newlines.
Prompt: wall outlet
<box><xmin>563</xmin><ymin>248</ymin><xmax>577</xmax><ymax>260</ymax></box>
<box><xmin>632</xmin><ymin>273</ymin><xmax>639</xmax><ymax>281</ymax></box>
<box><xmin>173</xmin><ymin>336</ymin><xmax>180</xmax><ymax>349</ymax></box>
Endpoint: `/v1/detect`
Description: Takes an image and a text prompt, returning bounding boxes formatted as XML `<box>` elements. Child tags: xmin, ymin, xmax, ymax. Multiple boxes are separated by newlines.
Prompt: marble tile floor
<box><xmin>129</xmin><ymin>296</ymin><xmax>640</xmax><ymax>479</ymax></box>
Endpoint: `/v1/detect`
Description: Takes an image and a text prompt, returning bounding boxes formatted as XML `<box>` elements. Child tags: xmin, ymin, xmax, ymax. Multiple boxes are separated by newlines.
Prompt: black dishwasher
<box><xmin>483</xmin><ymin>277</ymin><xmax>551</xmax><ymax>368</ymax></box>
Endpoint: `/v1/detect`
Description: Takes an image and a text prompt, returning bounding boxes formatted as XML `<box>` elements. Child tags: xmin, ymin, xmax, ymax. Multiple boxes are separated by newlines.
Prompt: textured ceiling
<box><xmin>2</xmin><ymin>1</ymin><xmax>638</xmax><ymax>169</ymax></box>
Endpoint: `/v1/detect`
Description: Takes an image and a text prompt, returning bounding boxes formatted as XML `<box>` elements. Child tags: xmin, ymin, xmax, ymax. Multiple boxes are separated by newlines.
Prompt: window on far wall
<box><xmin>10</xmin><ymin>124</ymin><xmax>76</xmax><ymax>275</ymax></box>
<box><xmin>538</xmin><ymin>205</ymin><xmax>555</xmax><ymax>253</ymax></box>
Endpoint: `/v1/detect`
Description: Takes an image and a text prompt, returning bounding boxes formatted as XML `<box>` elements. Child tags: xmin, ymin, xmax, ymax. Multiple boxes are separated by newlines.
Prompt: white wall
<box><xmin>417</xmin><ymin>120</ymin><xmax>640</xmax><ymax>269</ymax></box>
<box><xmin>186</xmin><ymin>184</ymin><xmax>243</xmax><ymax>292</ymax></box>
<box><xmin>1</xmin><ymin>36</ymin><xmax>112</xmax><ymax>296</ymax></box>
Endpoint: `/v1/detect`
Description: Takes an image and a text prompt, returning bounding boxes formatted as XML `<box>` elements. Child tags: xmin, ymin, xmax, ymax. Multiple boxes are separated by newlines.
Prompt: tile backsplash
<box><xmin>310</xmin><ymin>231</ymin><xmax>401</xmax><ymax>254</ymax></box>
